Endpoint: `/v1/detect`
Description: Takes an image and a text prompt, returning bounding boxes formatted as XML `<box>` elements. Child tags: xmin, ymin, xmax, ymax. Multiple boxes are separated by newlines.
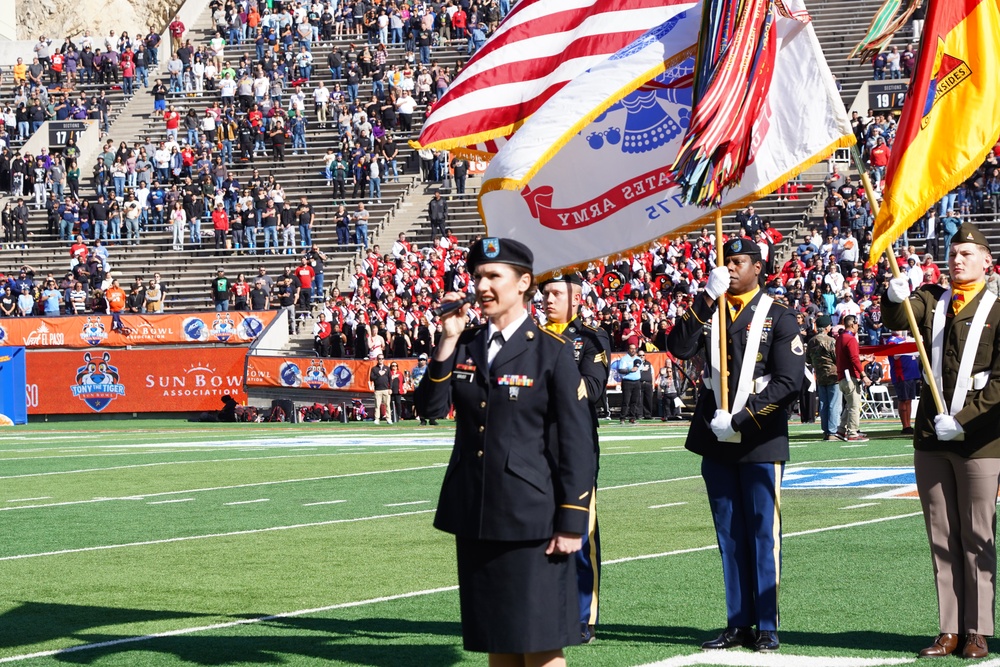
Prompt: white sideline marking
<box><xmin>0</xmin><ymin>448</ymin><xmax>450</xmax><ymax>481</ymax></box>
<box><xmin>649</xmin><ymin>502</ymin><xmax>688</xmax><ymax>509</ymax></box>
<box><xmin>6</xmin><ymin>497</ymin><xmax>51</xmax><ymax>503</ymax></box>
<box><xmin>603</xmin><ymin>475</ymin><xmax>702</xmax><ymax>491</ymax></box>
<box><xmin>841</xmin><ymin>444</ymin><xmax>869</xmax><ymax>448</ymax></box>
<box><xmin>0</xmin><ymin>450</ymin><xmax>216</xmax><ymax>463</ymax></box>
<box><xmin>0</xmin><ymin>510</ymin><xmax>926</xmax><ymax>663</ymax></box>
<box><xmin>603</xmin><ymin>511</ymin><xmax>923</xmax><ymax>565</ymax></box>
<box><xmin>0</xmin><ymin>464</ymin><xmax>448</xmax><ymax>512</ymax></box>
<box><xmin>385</xmin><ymin>501</ymin><xmax>430</xmax><ymax>507</ymax></box>
<box><xmin>288</xmin><ymin>448</ymin><xmax>317</xmax><ymax>451</ymax></box>
<box><xmin>0</xmin><ymin>585</ymin><xmax>462</xmax><ymax>664</ymax></box>
<box><xmin>636</xmin><ymin>654</ymin><xmax>915</xmax><ymax>666</ymax></box>
<box><xmin>0</xmin><ymin>510</ymin><xmax>436</xmax><ymax>561</ymax></box>
<box><xmin>147</xmin><ymin>499</ymin><xmax>195</xmax><ymax>505</ymax></box>
<box><xmin>302</xmin><ymin>500</ymin><xmax>347</xmax><ymax>506</ymax></box>
<box><xmin>602</xmin><ymin>453</ymin><xmax>914</xmax><ymax>494</ymax></box>
<box><xmin>840</xmin><ymin>503</ymin><xmax>879</xmax><ymax>510</ymax></box>
<box><xmin>224</xmin><ymin>499</ymin><xmax>270</xmax><ymax>506</ymax></box>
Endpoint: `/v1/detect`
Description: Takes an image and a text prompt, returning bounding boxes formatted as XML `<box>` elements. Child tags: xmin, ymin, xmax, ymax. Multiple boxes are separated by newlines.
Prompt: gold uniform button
<box><xmin>480</xmin><ymin>401</ymin><xmax>487</xmax><ymax>408</ymax></box>
<box><xmin>478</xmin><ymin>425</ymin><xmax>485</xmax><ymax>433</ymax></box>
<box><xmin>477</xmin><ymin>450</ymin><xmax>484</xmax><ymax>458</ymax></box>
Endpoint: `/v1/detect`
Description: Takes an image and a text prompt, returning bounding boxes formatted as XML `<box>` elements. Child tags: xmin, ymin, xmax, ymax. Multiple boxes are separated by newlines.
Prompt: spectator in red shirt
<box><xmin>835</xmin><ymin>314</ymin><xmax>871</xmax><ymax>441</ymax></box>
<box><xmin>211</xmin><ymin>202</ymin><xmax>229</xmax><ymax>251</ymax></box>
<box><xmin>869</xmin><ymin>138</ymin><xmax>891</xmax><ymax>187</ymax></box>
<box><xmin>164</xmin><ymin>105</ymin><xmax>181</xmax><ymax>142</ymax></box>
<box><xmin>293</xmin><ymin>255</ymin><xmax>316</xmax><ymax>310</ymax></box>
<box><xmin>105</xmin><ymin>278</ymin><xmax>127</xmax><ymax>332</ymax></box>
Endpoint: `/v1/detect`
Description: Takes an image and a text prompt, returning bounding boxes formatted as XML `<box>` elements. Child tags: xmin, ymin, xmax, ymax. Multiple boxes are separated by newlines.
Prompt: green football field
<box><xmin>0</xmin><ymin>419</ymin><xmax>963</xmax><ymax>666</ymax></box>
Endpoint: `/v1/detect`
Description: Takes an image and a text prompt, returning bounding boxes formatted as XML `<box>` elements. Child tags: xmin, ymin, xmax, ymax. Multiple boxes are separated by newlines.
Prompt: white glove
<box><xmin>887</xmin><ymin>277</ymin><xmax>911</xmax><ymax>304</ymax></box>
<box><xmin>705</xmin><ymin>266</ymin><xmax>731</xmax><ymax>300</ymax></box>
<box><xmin>934</xmin><ymin>414</ymin><xmax>965</xmax><ymax>441</ymax></box>
<box><xmin>710</xmin><ymin>409</ymin><xmax>741</xmax><ymax>443</ymax></box>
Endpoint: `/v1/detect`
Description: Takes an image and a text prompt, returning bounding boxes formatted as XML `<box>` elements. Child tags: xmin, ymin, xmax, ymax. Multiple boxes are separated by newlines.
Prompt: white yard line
<box><xmin>0</xmin><ymin>509</ymin><xmax>437</xmax><ymax>562</ymax></box>
<box><xmin>147</xmin><ymin>499</ymin><xmax>195</xmax><ymax>505</ymax></box>
<box><xmin>384</xmin><ymin>500</ymin><xmax>430</xmax><ymax>507</ymax></box>
<box><xmin>0</xmin><ymin>585</ymin><xmax>462</xmax><ymax>664</ymax></box>
<box><xmin>841</xmin><ymin>444</ymin><xmax>869</xmax><ymax>448</ymax></box>
<box><xmin>224</xmin><ymin>499</ymin><xmax>270</xmax><ymax>506</ymax></box>
<box><xmin>840</xmin><ymin>503</ymin><xmax>880</xmax><ymax>510</ymax></box>
<box><xmin>302</xmin><ymin>500</ymin><xmax>347</xmax><ymax>506</ymax></box>
<box><xmin>5</xmin><ymin>497</ymin><xmax>51</xmax><ymax>503</ymax></box>
<box><xmin>649</xmin><ymin>502</ymin><xmax>688</xmax><ymax>509</ymax></box>
<box><xmin>637</xmin><ymin>653</ymin><xmax>916</xmax><ymax>666</ymax></box>
<box><xmin>0</xmin><ymin>509</ymin><xmax>926</xmax><ymax>663</ymax></box>
<box><xmin>0</xmin><ymin>464</ymin><xmax>447</xmax><ymax>512</ymax></box>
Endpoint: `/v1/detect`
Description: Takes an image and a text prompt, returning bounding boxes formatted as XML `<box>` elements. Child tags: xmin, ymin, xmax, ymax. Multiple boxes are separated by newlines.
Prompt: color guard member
<box><xmin>415</xmin><ymin>237</ymin><xmax>594</xmax><ymax>667</ymax></box>
<box><xmin>884</xmin><ymin>222</ymin><xmax>1000</xmax><ymax>660</ymax></box>
<box><xmin>667</xmin><ymin>237</ymin><xmax>804</xmax><ymax>652</ymax></box>
<box><xmin>540</xmin><ymin>272</ymin><xmax>611</xmax><ymax>644</ymax></box>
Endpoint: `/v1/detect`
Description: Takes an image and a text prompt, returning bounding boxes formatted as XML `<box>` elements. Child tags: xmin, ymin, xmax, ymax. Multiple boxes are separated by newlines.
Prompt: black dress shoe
<box><xmin>580</xmin><ymin>623</ymin><xmax>595</xmax><ymax>644</ymax></box>
<box><xmin>701</xmin><ymin>627</ymin><xmax>754</xmax><ymax>650</ymax></box>
<box><xmin>754</xmin><ymin>630</ymin><xmax>780</xmax><ymax>652</ymax></box>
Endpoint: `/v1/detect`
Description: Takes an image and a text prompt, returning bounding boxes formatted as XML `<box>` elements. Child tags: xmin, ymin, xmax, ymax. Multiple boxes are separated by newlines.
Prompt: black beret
<box><xmin>466</xmin><ymin>237</ymin><xmax>534</xmax><ymax>273</ymax></box>
<box><xmin>721</xmin><ymin>236</ymin><xmax>762</xmax><ymax>261</ymax></box>
<box><xmin>954</xmin><ymin>221</ymin><xmax>990</xmax><ymax>250</ymax></box>
<box><xmin>538</xmin><ymin>271</ymin><xmax>583</xmax><ymax>288</ymax></box>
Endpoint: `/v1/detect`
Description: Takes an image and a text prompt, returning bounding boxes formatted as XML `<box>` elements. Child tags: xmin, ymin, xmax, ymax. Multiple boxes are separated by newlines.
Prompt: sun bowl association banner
<box><xmin>478</xmin><ymin>0</ymin><xmax>854</xmax><ymax>277</ymax></box>
<box><xmin>26</xmin><ymin>347</ymin><xmax>249</xmax><ymax>414</ymax></box>
<box><xmin>246</xmin><ymin>352</ymin><xmax>683</xmax><ymax>392</ymax></box>
<box><xmin>0</xmin><ymin>312</ymin><xmax>275</xmax><ymax>349</ymax></box>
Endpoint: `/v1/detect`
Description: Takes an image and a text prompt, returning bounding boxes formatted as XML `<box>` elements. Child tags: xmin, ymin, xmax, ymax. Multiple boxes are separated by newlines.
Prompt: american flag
<box><xmin>410</xmin><ymin>0</ymin><xmax>695</xmax><ymax>156</ymax></box>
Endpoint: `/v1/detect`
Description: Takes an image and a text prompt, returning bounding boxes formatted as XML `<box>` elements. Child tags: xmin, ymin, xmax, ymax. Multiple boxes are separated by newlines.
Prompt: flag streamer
<box><xmin>668</xmin><ymin>0</ymin><xmax>808</xmax><ymax>207</ymax></box>
<box><xmin>848</xmin><ymin>0</ymin><xmax>924</xmax><ymax>64</ymax></box>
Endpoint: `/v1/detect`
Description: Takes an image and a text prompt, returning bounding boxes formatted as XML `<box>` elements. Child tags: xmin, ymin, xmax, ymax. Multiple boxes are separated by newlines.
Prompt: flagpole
<box><xmin>715</xmin><ymin>209</ymin><xmax>729</xmax><ymax>411</ymax></box>
<box><xmin>852</xmin><ymin>154</ymin><xmax>946</xmax><ymax>415</ymax></box>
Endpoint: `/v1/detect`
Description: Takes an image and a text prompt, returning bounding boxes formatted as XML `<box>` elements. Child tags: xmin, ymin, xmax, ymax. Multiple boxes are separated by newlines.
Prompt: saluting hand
<box><xmin>546</xmin><ymin>532</ymin><xmax>583</xmax><ymax>556</ymax></box>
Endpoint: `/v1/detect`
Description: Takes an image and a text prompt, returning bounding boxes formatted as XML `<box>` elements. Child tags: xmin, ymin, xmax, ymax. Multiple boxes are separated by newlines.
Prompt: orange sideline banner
<box><xmin>245</xmin><ymin>351</ymin><xmax>683</xmax><ymax>393</ymax></box>
<box><xmin>246</xmin><ymin>356</ymin><xmax>420</xmax><ymax>392</ymax></box>
<box><xmin>26</xmin><ymin>347</ymin><xmax>250</xmax><ymax>414</ymax></box>
<box><xmin>0</xmin><ymin>312</ymin><xmax>275</xmax><ymax>349</ymax></box>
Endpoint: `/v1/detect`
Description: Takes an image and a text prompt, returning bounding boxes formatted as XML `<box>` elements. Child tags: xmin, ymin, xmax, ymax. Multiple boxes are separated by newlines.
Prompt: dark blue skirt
<box><xmin>455</xmin><ymin>536</ymin><xmax>580</xmax><ymax>654</ymax></box>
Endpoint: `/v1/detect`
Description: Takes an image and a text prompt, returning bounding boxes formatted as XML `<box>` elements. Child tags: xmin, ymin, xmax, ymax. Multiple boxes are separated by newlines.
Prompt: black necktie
<box><xmin>490</xmin><ymin>331</ymin><xmax>505</xmax><ymax>348</ymax></box>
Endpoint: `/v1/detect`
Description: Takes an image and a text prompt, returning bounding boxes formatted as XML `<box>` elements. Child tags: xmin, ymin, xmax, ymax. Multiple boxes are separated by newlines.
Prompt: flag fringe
<box><xmin>478</xmin><ymin>133</ymin><xmax>857</xmax><ymax>281</ymax></box>
<box><xmin>408</xmin><ymin>119</ymin><xmax>527</xmax><ymax>154</ymax></box>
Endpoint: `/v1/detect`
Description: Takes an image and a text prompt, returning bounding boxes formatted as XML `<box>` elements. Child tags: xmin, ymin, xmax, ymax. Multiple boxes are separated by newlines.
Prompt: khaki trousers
<box><xmin>373</xmin><ymin>389</ymin><xmax>391</xmax><ymax>423</ymax></box>
<box><xmin>838</xmin><ymin>378</ymin><xmax>861</xmax><ymax>436</ymax></box>
<box><xmin>914</xmin><ymin>448</ymin><xmax>1000</xmax><ymax>634</ymax></box>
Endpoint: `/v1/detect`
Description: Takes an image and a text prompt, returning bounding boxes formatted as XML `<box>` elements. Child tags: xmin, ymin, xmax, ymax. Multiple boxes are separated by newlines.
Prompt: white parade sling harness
<box><xmin>708</xmin><ymin>294</ymin><xmax>774</xmax><ymax>443</ymax></box>
<box><xmin>929</xmin><ymin>287</ymin><xmax>996</xmax><ymax>421</ymax></box>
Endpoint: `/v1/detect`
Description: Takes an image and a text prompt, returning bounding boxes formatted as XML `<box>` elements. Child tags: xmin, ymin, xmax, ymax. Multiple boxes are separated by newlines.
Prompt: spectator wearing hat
<box><xmin>884</xmin><ymin>221</ymin><xmax>1000</xmax><ymax>659</ymax></box>
<box><xmin>211</xmin><ymin>268</ymin><xmax>231</xmax><ymax>311</ymax></box>
<box><xmin>668</xmin><ymin>236</ymin><xmax>803</xmax><ymax>651</ymax></box>
<box><xmin>807</xmin><ymin>314</ymin><xmax>841</xmax><ymax>440</ymax></box>
<box><xmin>414</xmin><ymin>237</ymin><xmax>593</xmax><ymax>664</ymax></box>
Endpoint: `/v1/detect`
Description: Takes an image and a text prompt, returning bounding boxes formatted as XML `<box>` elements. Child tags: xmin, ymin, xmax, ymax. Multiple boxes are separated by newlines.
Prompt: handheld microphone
<box><xmin>431</xmin><ymin>293</ymin><xmax>476</xmax><ymax>317</ymax></box>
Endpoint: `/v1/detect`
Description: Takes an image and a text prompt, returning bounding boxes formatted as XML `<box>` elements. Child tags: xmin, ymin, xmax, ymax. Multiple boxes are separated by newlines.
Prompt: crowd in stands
<box><xmin>3</xmin><ymin>1</ymin><xmax>1000</xmax><ymax>373</ymax></box>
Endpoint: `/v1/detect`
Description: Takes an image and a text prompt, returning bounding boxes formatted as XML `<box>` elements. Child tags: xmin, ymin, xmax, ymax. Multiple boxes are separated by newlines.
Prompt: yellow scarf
<box><xmin>951</xmin><ymin>280</ymin><xmax>985</xmax><ymax>314</ymax></box>
<box><xmin>542</xmin><ymin>319</ymin><xmax>571</xmax><ymax>335</ymax></box>
<box><xmin>727</xmin><ymin>286</ymin><xmax>760</xmax><ymax>321</ymax></box>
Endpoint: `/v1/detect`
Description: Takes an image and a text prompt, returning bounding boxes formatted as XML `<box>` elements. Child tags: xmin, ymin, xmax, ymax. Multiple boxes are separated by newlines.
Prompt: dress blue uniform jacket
<box><xmin>414</xmin><ymin>317</ymin><xmax>595</xmax><ymax>541</ymax></box>
<box><xmin>668</xmin><ymin>290</ymin><xmax>803</xmax><ymax>463</ymax></box>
